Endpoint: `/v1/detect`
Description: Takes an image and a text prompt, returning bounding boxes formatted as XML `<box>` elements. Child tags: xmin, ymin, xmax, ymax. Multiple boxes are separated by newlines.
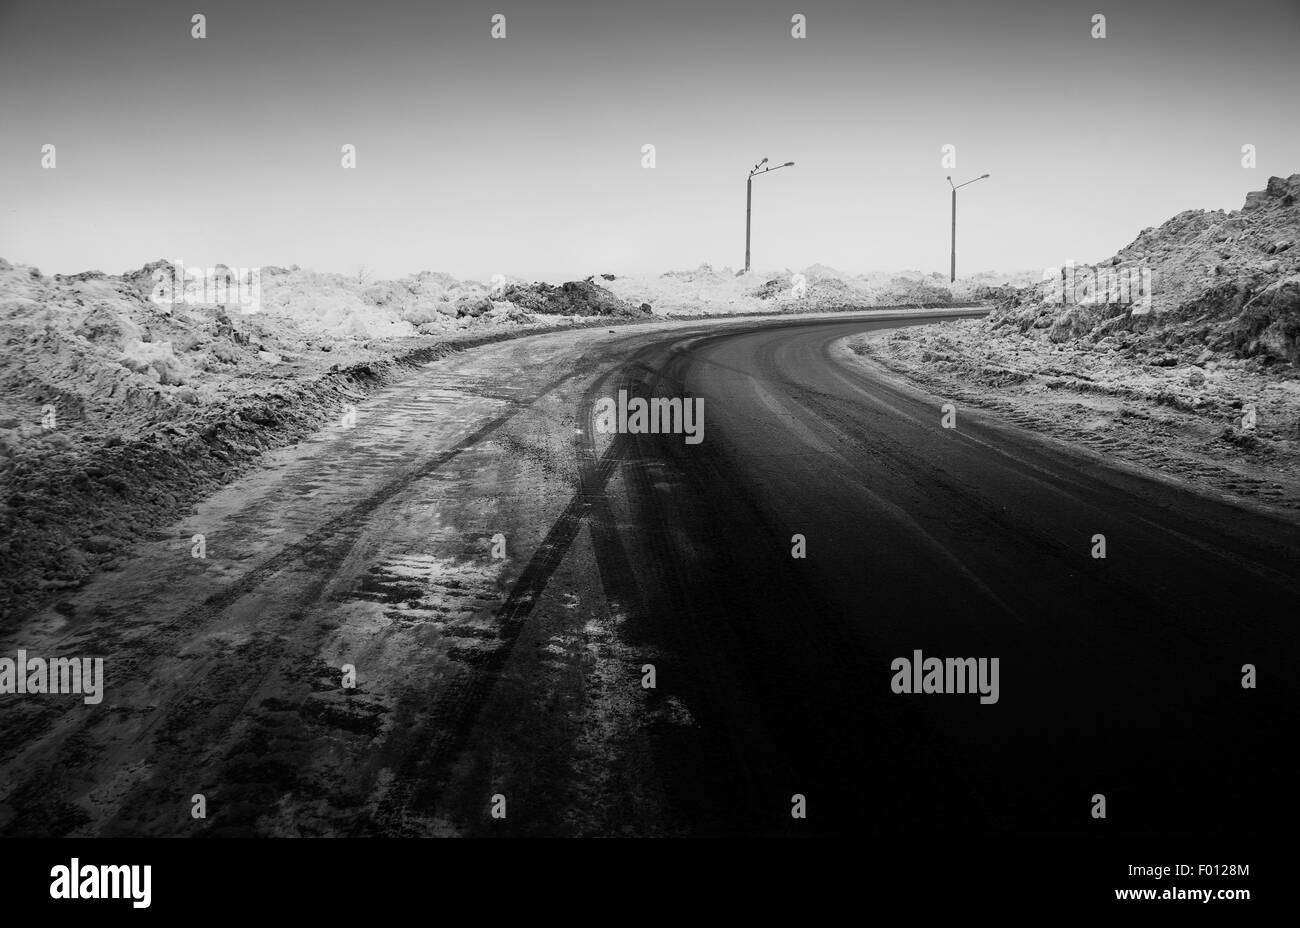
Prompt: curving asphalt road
<box><xmin>579</xmin><ymin>314</ymin><xmax>1300</xmax><ymax>836</ymax></box>
<box><xmin>2</xmin><ymin>311</ymin><xmax>1295</xmax><ymax>838</ymax></box>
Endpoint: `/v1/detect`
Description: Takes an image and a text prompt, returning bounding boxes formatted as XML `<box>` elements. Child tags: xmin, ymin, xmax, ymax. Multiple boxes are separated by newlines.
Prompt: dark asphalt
<box><xmin>583</xmin><ymin>314</ymin><xmax>1300</xmax><ymax>837</ymax></box>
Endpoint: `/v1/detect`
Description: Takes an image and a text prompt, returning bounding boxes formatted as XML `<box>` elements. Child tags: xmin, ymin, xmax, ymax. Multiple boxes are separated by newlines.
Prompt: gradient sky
<box><xmin>1</xmin><ymin>0</ymin><xmax>1296</xmax><ymax>281</ymax></box>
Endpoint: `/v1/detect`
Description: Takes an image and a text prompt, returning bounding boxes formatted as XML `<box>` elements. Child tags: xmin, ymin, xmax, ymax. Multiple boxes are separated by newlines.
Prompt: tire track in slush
<box><xmin>1</xmin><ymin>354</ymin><xmax>617</xmax><ymax>836</ymax></box>
<box><xmin>399</xmin><ymin>350</ymin><xmax>746</xmax><ymax>821</ymax></box>
<box><xmin>402</xmin><ymin>438</ymin><xmax>631</xmax><ymax>814</ymax></box>
<box><xmin>182</xmin><ymin>356</ymin><xmax>633</xmax><ymax>833</ymax></box>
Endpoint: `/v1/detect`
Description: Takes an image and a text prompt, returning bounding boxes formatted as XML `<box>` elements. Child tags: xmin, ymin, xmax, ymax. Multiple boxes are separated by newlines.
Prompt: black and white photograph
<box><xmin>0</xmin><ymin>0</ymin><xmax>1295</xmax><ymax>912</ymax></box>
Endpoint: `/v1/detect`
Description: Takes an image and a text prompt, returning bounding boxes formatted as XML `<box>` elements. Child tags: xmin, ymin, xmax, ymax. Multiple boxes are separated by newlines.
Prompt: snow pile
<box><xmin>502</xmin><ymin>279</ymin><xmax>648</xmax><ymax>317</ymax></box>
<box><xmin>258</xmin><ymin>268</ymin><xmax>418</xmax><ymax>338</ymax></box>
<box><xmin>251</xmin><ymin>267</ymin><xmax>649</xmax><ymax>334</ymax></box>
<box><xmin>119</xmin><ymin>338</ymin><xmax>189</xmax><ymax>386</ymax></box>
<box><xmin>601</xmin><ymin>264</ymin><xmax>1036</xmax><ymax>315</ymax></box>
<box><xmin>257</xmin><ymin>267</ymin><xmax>521</xmax><ymax>336</ymax></box>
<box><xmin>989</xmin><ymin>174</ymin><xmax>1300</xmax><ymax>366</ymax></box>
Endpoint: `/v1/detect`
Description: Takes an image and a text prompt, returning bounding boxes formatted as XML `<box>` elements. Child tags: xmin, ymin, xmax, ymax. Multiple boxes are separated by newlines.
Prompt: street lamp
<box><xmin>745</xmin><ymin>158</ymin><xmax>795</xmax><ymax>273</ymax></box>
<box><xmin>947</xmin><ymin>173</ymin><xmax>990</xmax><ymax>283</ymax></box>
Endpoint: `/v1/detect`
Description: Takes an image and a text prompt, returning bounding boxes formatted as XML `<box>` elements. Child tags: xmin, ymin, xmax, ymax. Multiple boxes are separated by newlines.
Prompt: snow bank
<box><xmin>601</xmin><ymin>264</ymin><xmax>1038</xmax><ymax>315</ymax></box>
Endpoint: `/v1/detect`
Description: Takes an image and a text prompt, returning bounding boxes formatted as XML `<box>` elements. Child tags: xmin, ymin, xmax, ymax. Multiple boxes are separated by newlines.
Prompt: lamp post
<box><xmin>947</xmin><ymin>173</ymin><xmax>989</xmax><ymax>282</ymax></box>
<box><xmin>745</xmin><ymin>158</ymin><xmax>795</xmax><ymax>273</ymax></box>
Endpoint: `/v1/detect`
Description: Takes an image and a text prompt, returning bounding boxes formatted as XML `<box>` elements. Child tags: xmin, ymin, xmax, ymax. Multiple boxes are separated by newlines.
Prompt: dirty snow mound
<box><xmin>990</xmin><ymin>174</ymin><xmax>1300</xmax><ymax>366</ymax></box>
